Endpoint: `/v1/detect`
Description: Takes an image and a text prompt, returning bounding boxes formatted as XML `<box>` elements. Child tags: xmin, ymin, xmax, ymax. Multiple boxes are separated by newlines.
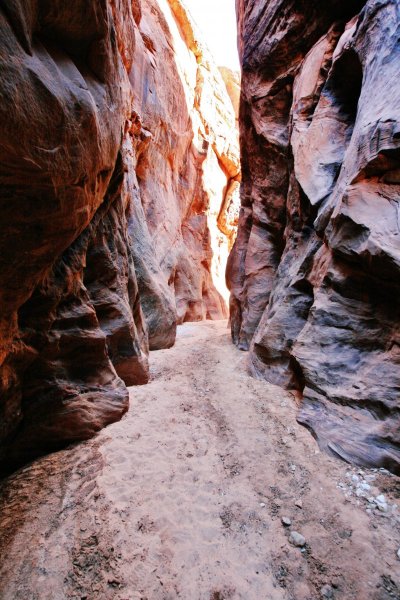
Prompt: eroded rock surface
<box><xmin>0</xmin><ymin>0</ymin><xmax>239</xmax><ymax>471</ymax></box>
<box><xmin>229</xmin><ymin>0</ymin><xmax>400</xmax><ymax>473</ymax></box>
<box><xmin>0</xmin><ymin>0</ymin><xmax>144</xmax><ymax>473</ymax></box>
<box><xmin>130</xmin><ymin>0</ymin><xmax>240</xmax><ymax>329</ymax></box>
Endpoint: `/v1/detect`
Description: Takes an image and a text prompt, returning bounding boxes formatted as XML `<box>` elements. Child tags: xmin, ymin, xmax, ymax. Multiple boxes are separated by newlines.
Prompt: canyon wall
<box><xmin>229</xmin><ymin>0</ymin><xmax>400</xmax><ymax>473</ymax></box>
<box><xmin>130</xmin><ymin>0</ymin><xmax>240</xmax><ymax>344</ymax></box>
<box><xmin>0</xmin><ymin>0</ymin><xmax>239</xmax><ymax>473</ymax></box>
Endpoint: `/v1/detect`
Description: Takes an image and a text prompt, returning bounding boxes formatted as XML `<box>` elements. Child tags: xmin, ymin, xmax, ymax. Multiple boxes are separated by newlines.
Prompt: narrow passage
<box><xmin>0</xmin><ymin>322</ymin><xmax>399</xmax><ymax>599</ymax></box>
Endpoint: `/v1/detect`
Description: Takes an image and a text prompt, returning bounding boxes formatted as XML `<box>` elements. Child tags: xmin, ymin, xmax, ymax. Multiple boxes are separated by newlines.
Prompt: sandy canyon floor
<box><xmin>0</xmin><ymin>321</ymin><xmax>399</xmax><ymax>600</ymax></box>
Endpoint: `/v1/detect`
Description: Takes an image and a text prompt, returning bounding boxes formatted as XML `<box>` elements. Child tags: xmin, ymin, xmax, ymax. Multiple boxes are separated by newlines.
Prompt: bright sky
<box><xmin>183</xmin><ymin>0</ymin><xmax>240</xmax><ymax>71</ymax></box>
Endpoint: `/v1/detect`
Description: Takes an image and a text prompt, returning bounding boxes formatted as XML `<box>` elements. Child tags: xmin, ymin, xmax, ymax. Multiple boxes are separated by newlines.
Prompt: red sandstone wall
<box><xmin>229</xmin><ymin>0</ymin><xmax>400</xmax><ymax>473</ymax></box>
<box><xmin>0</xmin><ymin>0</ymin><xmax>239</xmax><ymax>472</ymax></box>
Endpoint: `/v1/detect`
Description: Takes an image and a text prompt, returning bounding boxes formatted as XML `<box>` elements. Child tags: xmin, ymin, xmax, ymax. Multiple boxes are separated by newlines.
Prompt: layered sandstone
<box><xmin>0</xmin><ymin>0</ymin><xmax>144</xmax><ymax>472</ymax></box>
<box><xmin>229</xmin><ymin>0</ymin><xmax>400</xmax><ymax>473</ymax></box>
<box><xmin>0</xmin><ymin>0</ymin><xmax>239</xmax><ymax>472</ymax></box>
<box><xmin>131</xmin><ymin>0</ymin><xmax>240</xmax><ymax>330</ymax></box>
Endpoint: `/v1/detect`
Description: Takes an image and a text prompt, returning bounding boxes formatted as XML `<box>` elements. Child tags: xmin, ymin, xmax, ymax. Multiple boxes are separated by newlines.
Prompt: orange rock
<box><xmin>0</xmin><ymin>0</ymin><xmax>240</xmax><ymax>472</ymax></box>
<box><xmin>130</xmin><ymin>0</ymin><xmax>240</xmax><ymax>328</ymax></box>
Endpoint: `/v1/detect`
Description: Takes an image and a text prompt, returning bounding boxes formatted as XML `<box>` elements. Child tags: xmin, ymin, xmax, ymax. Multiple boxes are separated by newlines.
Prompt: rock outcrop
<box><xmin>0</xmin><ymin>0</ymin><xmax>239</xmax><ymax>472</ymax></box>
<box><xmin>229</xmin><ymin>0</ymin><xmax>400</xmax><ymax>473</ymax></box>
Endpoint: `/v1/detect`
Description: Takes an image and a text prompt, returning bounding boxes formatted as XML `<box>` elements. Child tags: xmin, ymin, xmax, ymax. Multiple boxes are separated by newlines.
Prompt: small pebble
<box><xmin>397</xmin><ymin>548</ymin><xmax>400</xmax><ymax>560</ymax></box>
<box><xmin>321</xmin><ymin>584</ymin><xmax>334</xmax><ymax>598</ymax></box>
<box><xmin>351</xmin><ymin>474</ymin><xmax>359</xmax><ymax>483</ymax></box>
<box><xmin>358</xmin><ymin>482</ymin><xmax>371</xmax><ymax>492</ymax></box>
<box><xmin>289</xmin><ymin>531</ymin><xmax>306</xmax><ymax>547</ymax></box>
<box><xmin>281</xmin><ymin>516</ymin><xmax>292</xmax><ymax>527</ymax></box>
<box><xmin>295</xmin><ymin>499</ymin><xmax>303</xmax><ymax>509</ymax></box>
<box><xmin>259</xmin><ymin>502</ymin><xmax>266</xmax><ymax>508</ymax></box>
<box><xmin>374</xmin><ymin>493</ymin><xmax>388</xmax><ymax>512</ymax></box>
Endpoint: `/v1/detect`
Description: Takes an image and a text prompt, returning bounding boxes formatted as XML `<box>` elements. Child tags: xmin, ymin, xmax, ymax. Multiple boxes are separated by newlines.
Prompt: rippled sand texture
<box><xmin>0</xmin><ymin>321</ymin><xmax>399</xmax><ymax>599</ymax></box>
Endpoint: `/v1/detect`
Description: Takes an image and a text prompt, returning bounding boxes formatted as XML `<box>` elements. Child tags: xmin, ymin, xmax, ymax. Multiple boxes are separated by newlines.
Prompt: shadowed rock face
<box><xmin>229</xmin><ymin>0</ymin><xmax>400</xmax><ymax>473</ymax></box>
<box><xmin>0</xmin><ymin>0</ymin><xmax>239</xmax><ymax>472</ymax></box>
<box><xmin>0</xmin><ymin>0</ymin><xmax>144</xmax><ymax>472</ymax></box>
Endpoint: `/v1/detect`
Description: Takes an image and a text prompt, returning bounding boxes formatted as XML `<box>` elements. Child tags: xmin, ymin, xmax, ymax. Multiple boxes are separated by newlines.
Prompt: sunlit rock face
<box><xmin>130</xmin><ymin>0</ymin><xmax>240</xmax><ymax>332</ymax></box>
<box><xmin>229</xmin><ymin>0</ymin><xmax>400</xmax><ymax>473</ymax></box>
<box><xmin>0</xmin><ymin>0</ymin><xmax>239</xmax><ymax>472</ymax></box>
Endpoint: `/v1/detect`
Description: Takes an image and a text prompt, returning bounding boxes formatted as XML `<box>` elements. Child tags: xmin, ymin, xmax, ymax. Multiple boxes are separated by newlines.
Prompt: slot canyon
<box><xmin>0</xmin><ymin>0</ymin><xmax>399</xmax><ymax>598</ymax></box>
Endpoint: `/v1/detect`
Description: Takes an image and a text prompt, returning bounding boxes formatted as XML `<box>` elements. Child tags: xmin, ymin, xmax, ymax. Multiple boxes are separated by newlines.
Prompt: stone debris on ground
<box><xmin>337</xmin><ymin>468</ymin><xmax>399</xmax><ymax>521</ymax></box>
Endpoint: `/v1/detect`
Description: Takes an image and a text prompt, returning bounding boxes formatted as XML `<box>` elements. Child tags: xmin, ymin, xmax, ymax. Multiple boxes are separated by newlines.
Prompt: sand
<box><xmin>0</xmin><ymin>320</ymin><xmax>399</xmax><ymax>599</ymax></box>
